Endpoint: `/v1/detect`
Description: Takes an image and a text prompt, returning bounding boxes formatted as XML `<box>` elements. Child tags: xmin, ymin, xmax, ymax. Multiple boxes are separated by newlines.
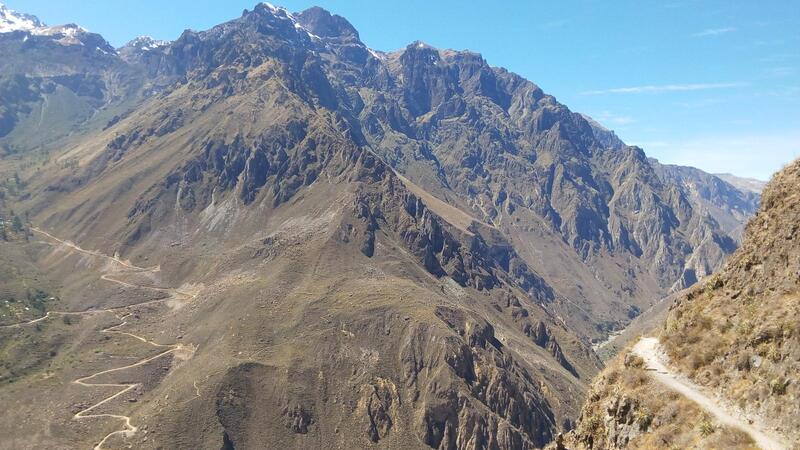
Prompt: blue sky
<box><xmin>8</xmin><ymin>0</ymin><xmax>799</xmax><ymax>180</ymax></box>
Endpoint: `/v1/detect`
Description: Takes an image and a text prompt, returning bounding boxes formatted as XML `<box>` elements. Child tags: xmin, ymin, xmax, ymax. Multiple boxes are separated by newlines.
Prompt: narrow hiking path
<box><xmin>1</xmin><ymin>228</ymin><xmax>198</xmax><ymax>449</ymax></box>
<box><xmin>73</xmin><ymin>312</ymin><xmax>185</xmax><ymax>450</ymax></box>
<box><xmin>32</xmin><ymin>227</ymin><xmax>159</xmax><ymax>272</ymax></box>
<box><xmin>632</xmin><ymin>337</ymin><xmax>790</xmax><ymax>450</ymax></box>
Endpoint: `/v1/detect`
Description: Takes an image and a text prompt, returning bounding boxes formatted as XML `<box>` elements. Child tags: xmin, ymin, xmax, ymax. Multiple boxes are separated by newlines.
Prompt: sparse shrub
<box><xmin>11</xmin><ymin>215</ymin><xmax>23</xmax><ymax>233</ymax></box>
<box><xmin>587</xmin><ymin>415</ymin><xmax>603</xmax><ymax>432</ymax></box>
<box><xmin>766</xmin><ymin>344</ymin><xmax>782</xmax><ymax>362</ymax></box>
<box><xmin>697</xmin><ymin>315</ymin><xmax>713</xmax><ymax>331</ymax></box>
<box><xmin>735</xmin><ymin>353</ymin><xmax>751</xmax><ymax>371</ymax></box>
<box><xmin>62</xmin><ymin>315</ymin><xmax>71</xmax><ymax>325</ymax></box>
<box><xmin>770</xmin><ymin>378</ymin><xmax>788</xmax><ymax>395</ymax></box>
<box><xmin>622</xmin><ymin>369</ymin><xmax>648</xmax><ymax>388</ymax></box>
<box><xmin>704</xmin><ymin>274</ymin><xmax>723</xmax><ymax>292</ymax></box>
<box><xmin>624</xmin><ymin>352</ymin><xmax>644</xmax><ymax>369</ymax></box>
<box><xmin>688</xmin><ymin>353</ymin><xmax>704</xmax><ymax>371</ymax></box>
<box><xmin>605</xmin><ymin>369</ymin><xmax>620</xmax><ymax>385</ymax></box>
<box><xmin>637</xmin><ymin>411</ymin><xmax>653</xmax><ymax>430</ymax></box>
<box><xmin>698</xmin><ymin>418</ymin><xmax>715</xmax><ymax>436</ymax></box>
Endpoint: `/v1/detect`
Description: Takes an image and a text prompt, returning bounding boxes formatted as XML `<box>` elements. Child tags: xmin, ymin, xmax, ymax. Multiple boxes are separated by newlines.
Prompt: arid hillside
<box><xmin>564</xmin><ymin>159</ymin><xmax>800</xmax><ymax>449</ymax></box>
<box><xmin>0</xmin><ymin>3</ymin><xmax>769</xmax><ymax>449</ymax></box>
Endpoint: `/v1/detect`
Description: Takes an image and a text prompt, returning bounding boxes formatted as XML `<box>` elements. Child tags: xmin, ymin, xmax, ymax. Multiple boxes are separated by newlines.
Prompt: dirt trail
<box><xmin>32</xmin><ymin>227</ymin><xmax>159</xmax><ymax>272</ymax></box>
<box><xmin>2</xmin><ymin>228</ymin><xmax>198</xmax><ymax>449</ymax></box>
<box><xmin>633</xmin><ymin>337</ymin><xmax>790</xmax><ymax>450</ymax></box>
<box><xmin>74</xmin><ymin>312</ymin><xmax>184</xmax><ymax>450</ymax></box>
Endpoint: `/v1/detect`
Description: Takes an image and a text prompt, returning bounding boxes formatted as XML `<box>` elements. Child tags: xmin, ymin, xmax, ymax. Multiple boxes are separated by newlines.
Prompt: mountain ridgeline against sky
<box><xmin>0</xmin><ymin>3</ymin><xmax>769</xmax><ymax>449</ymax></box>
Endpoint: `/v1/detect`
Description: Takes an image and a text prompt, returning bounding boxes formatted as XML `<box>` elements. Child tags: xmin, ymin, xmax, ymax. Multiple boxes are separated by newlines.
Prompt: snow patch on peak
<box><xmin>368</xmin><ymin>48</ymin><xmax>386</xmax><ymax>61</ymax></box>
<box><xmin>410</xmin><ymin>41</ymin><xmax>434</xmax><ymax>50</ymax></box>
<box><xmin>0</xmin><ymin>4</ymin><xmax>97</xmax><ymax>47</ymax></box>
<box><xmin>126</xmin><ymin>35</ymin><xmax>169</xmax><ymax>51</ymax></box>
<box><xmin>0</xmin><ymin>3</ymin><xmax>45</xmax><ymax>33</ymax></box>
<box><xmin>252</xmin><ymin>2</ymin><xmax>325</xmax><ymax>43</ymax></box>
<box><xmin>32</xmin><ymin>24</ymin><xmax>90</xmax><ymax>46</ymax></box>
<box><xmin>258</xmin><ymin>2</ymin><xmax>293</xmax><ymax>18</ymax></box>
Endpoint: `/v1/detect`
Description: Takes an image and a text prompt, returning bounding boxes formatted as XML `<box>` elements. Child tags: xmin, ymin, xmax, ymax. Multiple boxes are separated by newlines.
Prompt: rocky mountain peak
<box><xmin>121</xmin><ymin>35</ymin><xmax>169</xmax><ymax>52</ymax></box>
<box><xmin>251</xmin><ymin>2</ymin><xmax>294</xmax><ymax>20</ymax></box>
<box><xmin>0</xmin><ymin>3</ymin><xmax>112</xmax><ymax>52</ymax></box>
<box><xmin>117</xmin><ymin>35</ymin><xmax>170</xmax><ymax>63</ymax></box>
<box><xmin>296</xmin><ymin>6</ymin><xmax>359</xmax><ymax>40</ymax></box>
<box><xmin>579</xmin><ymin>113</ymin><xmax>626</xmax><ymax>150</ymax></box>
<box><xmin>0</xmin><ymin>3</ymin><xmax>44</xmax><ymax>33</ymax></box>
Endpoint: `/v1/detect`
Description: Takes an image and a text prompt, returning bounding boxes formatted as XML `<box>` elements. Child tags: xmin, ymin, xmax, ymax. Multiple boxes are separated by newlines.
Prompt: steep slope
<box><xmin>650</xmin><ymin>161</ymin><xmax>760</xmax><ymax>242</ymax></box>
<box><xmin>581</xmin><ymin>116</ymin><xmax>759</xmax><ymax>242</ymax></box>
<box><xmin>565</xmin><ymin>158</ymin><xmax>800</xmax><ymax>449</ymax></box>
<box><xmin>3</xmin><ymin>2</ymin><xmax>756</xmax><ymax>342</ymax></box>
<box><xmin>1</xmin><ymin>5</ymin><xmax>600</xmax><ymax>449</ymax></box>
<box><xmin>0</xmin><ymin>3</ymin><xmax>764</xmax><ymax>449</ymax></box>
<box><xmin>662</xmin><ymin>158</ymin><xmax>800</xmax><ymax>443</ymax></box>
<box><xmin>346</xmin><ymin>43</ymin><xmax>741</xmax><ymax>338</ymax></box>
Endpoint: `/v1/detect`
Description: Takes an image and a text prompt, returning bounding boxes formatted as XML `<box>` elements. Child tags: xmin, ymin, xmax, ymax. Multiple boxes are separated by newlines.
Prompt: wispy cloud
<box><xmin>693</xmin><ymin>27</ymin><xmax>737</xmax><ymax>37</ymax></box>
<box><xmin>581</xmin><ymin>82</ymin><xmax>747</xmax><ymax>95</ymax></box>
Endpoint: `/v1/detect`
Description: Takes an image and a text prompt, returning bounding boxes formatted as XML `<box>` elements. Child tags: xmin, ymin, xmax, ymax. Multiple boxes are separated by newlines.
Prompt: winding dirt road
<box><xmin>633</xmin><ymin>337</ymin><xmax>790</xmax><ymax>450</ymax></box>
<box><xmin>1</xmin><ymin>228</ymin><xmax>197</xmax><ymax>449</ymax></box>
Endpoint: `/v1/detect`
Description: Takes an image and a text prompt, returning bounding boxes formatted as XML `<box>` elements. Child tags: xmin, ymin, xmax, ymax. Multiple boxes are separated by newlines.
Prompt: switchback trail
<box><xmin>632</xmin><ymin>337</ymin><xmax>790</xmax><ymax>450</ymax></box>
<box><xmin>2</xmin><ymin>228</ymin><xmax>198</xmax><ymax>449</ymax></box>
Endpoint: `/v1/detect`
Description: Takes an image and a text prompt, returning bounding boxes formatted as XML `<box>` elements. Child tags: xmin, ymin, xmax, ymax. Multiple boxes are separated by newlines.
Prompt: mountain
<box><xmin>578</xmin><ymin>114</ymin><xmax>626</xmax><ymax>151</ymax></box>
<box><xmin>649</xmin><ymin>161</ymin><xmax>760</xmax><ymax>242</ymax></box>
<box><xmin>564</xmin><ymin>158</ymin><xmax>799</xmax><ymax>449</ymax></box>
<box><xmin>580</xmin><ymin>117</ymin><xmax>760</xmax><ymax>243</ymax></box>
<box><xmin>0</xmin><ymin>3</ymin><xmax>43</xmax><ymax>33</ymax></box>
<box><xmin>714</xmin><ymin>172</ymin><xmax>768</xmax><ymax>194</ymax></box>
<box><xmin>0</xmin><ymin>3</ymin><xmax>167</xmax><ymax>155</ymax></box>
<box><xmin>0</xmin><ymin>3</ymin><xmax>763</xmax><ymax>449</ymax></box>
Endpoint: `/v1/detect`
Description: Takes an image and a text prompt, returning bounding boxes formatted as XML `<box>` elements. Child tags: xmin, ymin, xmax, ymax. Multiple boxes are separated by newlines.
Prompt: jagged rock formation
<box><xmin>650</xmin><ymin>161</ymin><xmax>760</xmax><ymax>242</ymax></box>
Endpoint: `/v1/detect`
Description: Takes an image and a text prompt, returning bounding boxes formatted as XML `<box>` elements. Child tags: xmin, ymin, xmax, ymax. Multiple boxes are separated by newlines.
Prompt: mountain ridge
<box><xmin>0</xmin><ymin>3</ymin><xmax>767</xmax><ymax>449</ymax></box>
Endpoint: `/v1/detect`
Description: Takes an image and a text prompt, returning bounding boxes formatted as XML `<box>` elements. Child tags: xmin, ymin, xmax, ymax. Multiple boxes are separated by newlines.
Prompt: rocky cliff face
<box><xmin>650</xmin><ymin>161</ymin><xmax>760</xmax><ymax>242</ymax></box>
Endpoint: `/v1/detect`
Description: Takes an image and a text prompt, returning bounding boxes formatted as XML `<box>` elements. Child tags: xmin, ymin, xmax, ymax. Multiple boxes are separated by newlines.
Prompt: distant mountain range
<box><xmin>0</xmin><ymin>3</ymin><xmax>769</xmax><ymax>449</ymax></box>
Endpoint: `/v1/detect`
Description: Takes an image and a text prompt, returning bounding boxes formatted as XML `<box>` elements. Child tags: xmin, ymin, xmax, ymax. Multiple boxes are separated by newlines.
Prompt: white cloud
<box><xmin>581</xmin><ymin>82</ymin><xmax>746</xmax><ymax>95</ymax></box>
<box><xmin>693</xmin><ymin>27</ymin><xmax>737</xmax><ymax>37</ymax></box>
